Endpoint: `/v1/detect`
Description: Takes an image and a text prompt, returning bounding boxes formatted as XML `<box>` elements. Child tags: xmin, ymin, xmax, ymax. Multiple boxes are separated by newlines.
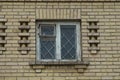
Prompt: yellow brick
<box><xmin>41</xmin><ymin>77</ymin><xmax>53</xmax><ymax>80</ymax></box>
<box><xmin>17</xmin><ymin>77</ymin><xmax>29</xmax><ymax>80</ymax></box>
<box><xmin>53</xmin><ymin>77</ymin><xmax>65</xmax><ymax>80</ymax></box>
<box><xmin>0</xmin><ymin>77</ymin><xmax>4</xmax><ymax>80</ymax></box>
<box><xmin>29</xmin><ymin>77</ymin><xmax>41</xmax><ymax>80</ymax></box>
<box><xmin>5</xmin><ymin>77</ymin><xmax>16</xmax><ymax>80</ymax></box>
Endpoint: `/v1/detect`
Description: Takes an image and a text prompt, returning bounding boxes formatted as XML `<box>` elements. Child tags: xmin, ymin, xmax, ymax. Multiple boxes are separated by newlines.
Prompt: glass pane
<box><xmin>41</xmin><ymin>25</ymin><xmax>54</xmax><ymax>36</ymax></box>
<box><xmin>40</xmin><ymin>38</ymin><xmax>55</xmax><ymax>59</ymax></box>
<box><xmin>61</xmin><ymin>25</ymin><xmax>76</xmax><ymax>59</ymax></box>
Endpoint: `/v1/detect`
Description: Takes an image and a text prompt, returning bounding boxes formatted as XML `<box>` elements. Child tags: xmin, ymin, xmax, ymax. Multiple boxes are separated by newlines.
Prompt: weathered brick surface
<box><xmin>0</xmin><ymin>1</ymin><xmax>120</xmax><ymax>80</ymax></box>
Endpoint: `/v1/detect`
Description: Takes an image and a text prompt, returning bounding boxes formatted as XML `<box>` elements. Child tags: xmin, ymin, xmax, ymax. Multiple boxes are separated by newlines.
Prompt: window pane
<box><xmin>41</xmin><ymin>25</ymin><xmax>54</xmax><ymax>36</ymax></box>
<box><xmin>61</xmin><ymin>25</ymin><xmax>76</xmax><ymax>59</ymax></box>
<box><xmin>40</xmin><ymin>38</ymin><xmax>55</xmax><ymax>59</ymax></box>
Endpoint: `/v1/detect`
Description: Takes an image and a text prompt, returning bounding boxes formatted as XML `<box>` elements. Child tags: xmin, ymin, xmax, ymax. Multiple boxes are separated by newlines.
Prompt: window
<box><xmin>36</xmin><ymin>21</ymin><xmax>81</xmax><ymax>61</ymax></box>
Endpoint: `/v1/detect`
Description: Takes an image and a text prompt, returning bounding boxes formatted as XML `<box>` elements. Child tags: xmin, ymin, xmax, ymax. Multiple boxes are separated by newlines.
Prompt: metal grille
<box><xmin>41</xmin><ymin>38</ymin><xmax>55</xmax><ymax>59</ymax></box>
<box><xmin>61</xmin><ymin>25</ymin><xmax>76</xmax><ymax>59</ymax></box>
<box><xmin>40</xmin><ymin>25</ymin><xmax>55</xmax><ymax>59</ymax></box>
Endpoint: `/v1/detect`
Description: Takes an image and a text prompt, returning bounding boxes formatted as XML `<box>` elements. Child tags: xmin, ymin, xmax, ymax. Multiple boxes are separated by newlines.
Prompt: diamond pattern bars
<box><xmin>61</xmin><ymin>25</ymin><xmax>76</xmax><ymax>59</ymax></box>
<box><xmin>40</xmin><ymin>25</ymin><xmax>55</xmax><ymax>59</ymax></box>
<box><xmin>41</xmin><ymin>39</ymin><xmax>55</xmax><ymax>59</ymax></box>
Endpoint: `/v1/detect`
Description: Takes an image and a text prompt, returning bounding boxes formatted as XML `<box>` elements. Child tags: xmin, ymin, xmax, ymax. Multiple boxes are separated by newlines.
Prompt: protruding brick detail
<box><xmin>0</xmin><ymin>33</ymin><xmax>7</xmax><ymax>36</ymax></box>
<box><xmin>88</xmin><ymin>47</ymin><xmax>100</xmax><ymax>51</ymax></box>
<box><xmin>18</xmin><ymin>40</ymin><xmax>30</xmax><ymax>44</ymax></box>
<box><xmin>0</xmin><ymin>19</ymin><xmax>7</xmax><ymax>55</ymax></box>
<box><xmin>19</xmin><ymin>26</ymin><xmax>30</xmax><ymax>30</ymax></box>
<box><xmin>87</xmin><ymin>21</ymin><xmax>100</xmax><ymax>54</ymax></box>
<box><xmin>18</xmin><ymin>20</ymin><xmax>30</xmax><ymax>55</ymax></box>
<box><xmin>18</xmin><ymin>33</ymin><xmax>30</xmax><ymax>37</ymax></box>
<box><xmin>17</xmin><ymin>47</ymin><xmax>30</xmax><ymax>51</ymax></box>
<box><xmin>88</xmin><ymin>40</ymin><xmax>100</xmax><ymax>44</ymax></box>
<box><xmin>87</xmin><ymin>33</ymin><xmax>100</xmax><ymax>37</ymax></box>
<box><xmin>19</xmin><ymin>19</ymin><xmax>30</xmax><ymax>22</ymax></box>
<box><xmin>0</xmin><ymin>40</ymin><xmax>7</xmax><ymax>44</ymax></box>
<box><xmin>0</xmin><ymin>19</ymin><xmax>7</xmax><ymax>22</ymax></box>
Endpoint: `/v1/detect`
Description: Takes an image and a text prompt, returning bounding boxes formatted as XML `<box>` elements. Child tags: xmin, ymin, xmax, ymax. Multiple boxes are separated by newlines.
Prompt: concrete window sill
<box><xmin>29</xmin><ymin>61</ymin><xmax>89</xmax><ymax>73</ymax></box>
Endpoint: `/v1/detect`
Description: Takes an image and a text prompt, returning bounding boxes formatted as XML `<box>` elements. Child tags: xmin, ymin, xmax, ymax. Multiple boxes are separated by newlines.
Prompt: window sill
<box><xmin>30</xmin><ymin>61</ymin><xmax>89</xmax><ymax>66</ymax></box>
<box><xmin>29</xmin><ymin>61</ymin><xmax>89</xmax><ymax>73</ymax></box>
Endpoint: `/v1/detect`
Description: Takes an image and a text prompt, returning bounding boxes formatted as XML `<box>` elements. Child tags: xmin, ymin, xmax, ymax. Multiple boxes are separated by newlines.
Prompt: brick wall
<box><xmin>0</xmin><ymin>1</ymin><xmax>120</xmax><ymax>80</ymax></box>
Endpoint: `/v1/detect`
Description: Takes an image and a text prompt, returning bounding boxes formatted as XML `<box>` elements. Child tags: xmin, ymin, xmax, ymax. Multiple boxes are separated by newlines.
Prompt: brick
<box><xmin>17</xmin><ymin>77</ymin><xmax>29</xmax><ymax>80</ymax></box>
<box><xmin>53</xmin><ymin>77</ymin><xmax>65</xmax><ymax>80</ymax></box>
<box><xmin>0</xmin><ymin>19</ymin><xmax>7</xmax><ymax>22</ymax></box>
<box><xmin>41</xmin><ymin>77</ymin><xmax>53</xmax><ymax>80</ymax></box>
<box><xmin>35</xmin><ymin>69</ymin><xmax>42</xmax><ymax>73</ymax></box>
<box><xmin>0</xmin><ymin>77</ymin><xmax>4</xmax><ymax>80</ymax></box>
<box><xmin>29</xmin><ymin>77</ymin><xmax>41</xmax><ymax>80</ymax></box>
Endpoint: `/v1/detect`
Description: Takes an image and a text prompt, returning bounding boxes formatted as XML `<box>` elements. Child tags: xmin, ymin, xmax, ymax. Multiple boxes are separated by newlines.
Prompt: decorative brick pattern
<box><xmin>87</xmin><ymin>21</ymin><xmax>100</xmax><ymax>54</ymax></box>
<box><xmin>0</xmin><ymin>19</ymin><xmax>7</xmax><ymax>54</ymax></box>
<box><xmin>18</xmin><ymin>20</ymin><xmax>31</xmax><ymax>55</ymax></box>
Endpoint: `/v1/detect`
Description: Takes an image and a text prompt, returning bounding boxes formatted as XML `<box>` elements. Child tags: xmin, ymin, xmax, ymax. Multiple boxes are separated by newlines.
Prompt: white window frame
<box><xmin>36</xmin><ymin>21</ymin><xmax>81</xmax><ymax>62</ymax></box>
